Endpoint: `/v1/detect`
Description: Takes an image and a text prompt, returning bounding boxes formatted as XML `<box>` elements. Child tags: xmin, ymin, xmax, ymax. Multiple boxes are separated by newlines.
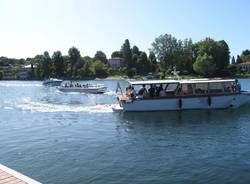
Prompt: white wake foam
<box><xmin>0</xmin><ymin>83</ymin><xmax>42</xmax><ymax>87</ymax></box>
<box><xmin>16</xmin><ymin>97</ymin><xmax>116</xmax><ymax>113</ymax></box>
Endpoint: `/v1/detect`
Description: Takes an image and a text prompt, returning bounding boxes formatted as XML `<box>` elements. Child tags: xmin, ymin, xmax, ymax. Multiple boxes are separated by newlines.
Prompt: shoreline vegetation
<box><xmin>0</xmin><ymin>33</ymin><xmax>250</xmax><ymax>81</ymax></box>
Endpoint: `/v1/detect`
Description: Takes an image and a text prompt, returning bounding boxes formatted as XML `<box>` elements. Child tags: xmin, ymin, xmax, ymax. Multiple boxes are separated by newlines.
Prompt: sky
<box><xmin>0</xmin><ymin>0</ymin><xmax>250</xmax><ymax>59</ymax></box>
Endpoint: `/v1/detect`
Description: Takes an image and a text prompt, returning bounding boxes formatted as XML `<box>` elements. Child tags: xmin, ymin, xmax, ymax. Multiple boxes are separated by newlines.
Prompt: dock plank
<box><xmin>0</xmin><ymin>164</ymin><xmax>41</xmax><ymax>184</ymax></box>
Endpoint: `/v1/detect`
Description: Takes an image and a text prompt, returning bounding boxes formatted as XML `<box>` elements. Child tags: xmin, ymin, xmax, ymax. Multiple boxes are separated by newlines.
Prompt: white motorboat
<box><xmin>115</xmin><ymin>79</ymin><xmax>250</xmax><ymax>112</ymax></box>
<box><xmin>42</xmin><ymin>78</ymin><xmax>63</xmax><ymax>86</ymax></box>
<box><xmin>57</xmin><ymin>82</ymin><xmax>107</xmax><ymax>94</ymax></box>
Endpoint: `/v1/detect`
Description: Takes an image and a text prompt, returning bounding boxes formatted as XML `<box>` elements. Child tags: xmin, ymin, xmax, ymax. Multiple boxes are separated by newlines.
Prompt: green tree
<box><xmin>231</xmin><ymin>56</ymin><xmax>236</xmax><ymax>64</ymax></box>
<box><xmin>52</xmin><ymin>51</ymin><xmax>64</xmax><ymax>78</ymax></box>
<box><xmin>94</xmin><ymin>51</ymin><xmax>108</xmax><ymax>64</ymax></box>
<box><xmin>149</xmin><ymin>51</ymin><xmax>158</xmax><ymax>72</ymax></box>
<box><xmin>68</xmin><ymin>47</ymin><xmax>81</xmax><ymax>78</ymax></box>
<box><xmin>121</xmin><ymin>39</ymin><xmax>132</xmax><ymax>68</ymax></box>
<box><xmin>92</xmin><ymin>60</ymin><xmax>109</xmax><ymax>78</ymax></box>
<box><xmin>132</xmin><ymin>46</ymin><xmax>140</xmax><ymax>55</ymax></box>
<box><xmin>236</xmin><ymin>55</ymin><xmax>243</xmax><ymax>64</ymax></box>
<box><xmin>12</xmin><ymin>68</ymin><xmax>20</xmax><ymax>79</ymax></box>
<box><xmin>42</xmin><ymin>51</ymin><xmax>52</xmax><ymax>78</ymax></box>
<box><xmin>193</xmin><ymin>54</ymin><xmax>216</xmax><ymax>76</ymax></box>
<box><xmin>111</xmin><ymin>51</ymin><xmax>122</xmax><ymax>58</ymax></box>
<box><xmin>151</xmin><ymin>34</ymin><xmax>195</xmax><ymax>73</ymax></box>
<box><xmin>241</xmin><ymin>49</ymin><xmax>250</xmax><ymax>62</ymax></box>
<box><xmin>195</xmin><ymin>38</ymin><xmax>230</xmax><ymax>74</ymax></box>
<box><xmin>227</xmin><ymin>64</ymin><xmax>238</xmax><ymax>75</ymax></box>
<box><xmin>0</xmin><ymin>69</ymin><xmax>4</xmax><ymax>79</ymax></box>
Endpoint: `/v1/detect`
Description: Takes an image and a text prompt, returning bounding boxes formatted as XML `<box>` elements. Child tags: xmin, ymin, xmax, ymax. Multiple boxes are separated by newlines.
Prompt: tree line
<box><xmin>0</xmin><ymin>33</ymin><xmax>249</xmax><ymax>80</ymax></box>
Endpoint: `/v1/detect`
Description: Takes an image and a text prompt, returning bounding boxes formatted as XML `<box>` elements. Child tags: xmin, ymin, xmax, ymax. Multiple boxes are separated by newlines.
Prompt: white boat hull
<box><xmin>119</xmin><ymin>92</ymin><xmax>250</xmax><ymax>112</ymax></box>
<box><xmin>57</xmin><ymin>86</ymin><xmax>107</xmax><ymax>94</ymax></box>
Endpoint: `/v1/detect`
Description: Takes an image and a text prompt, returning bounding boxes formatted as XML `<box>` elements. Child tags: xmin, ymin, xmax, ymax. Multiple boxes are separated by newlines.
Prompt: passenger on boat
<box><xmin>137</xmin><ymin>84</ymin><xmax>147</xmax><ymax>99</ymax></box>
<box><xmin>130</xmin><ymin>86</ymin><xmax>136</xmax><ymax>99</ymax></box>
<box><xmin>125</xmin><ymin>85</ymin><xmax>132</xmax><ymax>96</ymax></box>
<box><xmin>148</xmin><ymin>84</ymin><xmax>155</xmax><ymax>97</ymax></box>
<box><xmin>159</xmin><ymin>85</ymin><xmax>166</xmax><ymax>97</ymax></box>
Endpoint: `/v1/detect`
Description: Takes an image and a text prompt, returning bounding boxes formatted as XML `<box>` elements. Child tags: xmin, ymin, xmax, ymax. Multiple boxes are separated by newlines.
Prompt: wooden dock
<box><xmin>0</xmin><ymin>164</ymin><xmax>41</xmax><ymax>184</ymax></box>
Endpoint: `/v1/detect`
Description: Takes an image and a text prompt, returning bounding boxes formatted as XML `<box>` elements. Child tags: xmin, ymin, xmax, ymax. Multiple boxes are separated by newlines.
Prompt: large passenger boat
<box><xmin>115</xmin><ymin>79</ymin><xmax>250</xmax><ymax>112</ymax></box>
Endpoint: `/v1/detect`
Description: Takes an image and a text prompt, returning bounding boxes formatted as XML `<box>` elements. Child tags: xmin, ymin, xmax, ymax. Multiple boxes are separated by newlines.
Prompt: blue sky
<box><xmin>0</xmin><ymin>0</ymin><xmax>249</xmax><ymax>59</ymax></box>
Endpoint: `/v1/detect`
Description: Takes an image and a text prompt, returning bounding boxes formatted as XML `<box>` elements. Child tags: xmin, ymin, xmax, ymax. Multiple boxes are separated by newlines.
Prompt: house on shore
<box><xmin>237</xmin><ymin>61</ymin><xmax>250</xmax><ymax>72</ymax></box>
<box><xmin>0</xmin><ymin>64</ymin><xmax>33</xmax><ymax>80</ymax></box>
<box><xmin>108</xmin><ymin>57</ymin><xmax>125</xmax><ymax>70</ymax></box>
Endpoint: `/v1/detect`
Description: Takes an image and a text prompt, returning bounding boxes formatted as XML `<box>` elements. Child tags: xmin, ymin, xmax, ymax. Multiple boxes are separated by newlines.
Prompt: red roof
<box><xmin>238</xmin><ymin>61</ymin><xmax>250</xmax><ymax>65</ymax></box>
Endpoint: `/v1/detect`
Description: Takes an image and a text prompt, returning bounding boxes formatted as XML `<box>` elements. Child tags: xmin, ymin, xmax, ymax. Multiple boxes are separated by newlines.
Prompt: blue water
<box><xmin>1</xmin><ymin>79</ymin><xmax>250</xmax><ymax>184</ymax></box>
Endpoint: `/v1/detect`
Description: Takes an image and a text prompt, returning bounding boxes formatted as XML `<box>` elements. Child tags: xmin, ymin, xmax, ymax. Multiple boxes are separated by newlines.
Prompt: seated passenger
<box><xmin>159</xmin><ymin>85</ymin><xmax>166</xmax><ymax>97</ymax></box>
<box><xmin>130</xmin><ymin>86</ymin><xmax>136</xmax><ymax>99</ymax></box>
<box><xmin>137</xmin><ymin>84</ymin><xmax>147</xmax><ymax>99</ymax></box>
<box><xmin>148</xmin><ymin>84</ymin><xmax>155</xmax><ymax>98</ymax></box>
<box><xmin>125</xmin><ymin>85</ymin><xmax>132</xmax><ymax>96</ymax></box>
<box><xmin>156</xmin><ymin>84</ymin><xmax>163</xmax><ymax>97</ymax></box>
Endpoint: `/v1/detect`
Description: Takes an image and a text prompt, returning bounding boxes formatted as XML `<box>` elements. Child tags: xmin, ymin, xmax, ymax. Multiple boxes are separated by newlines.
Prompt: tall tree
<box><xmin>52</xmin><ymin>51</ymin><xmax>64</xmax><ymax>78</ymax></box>
<box><xmin>111</xmin><ymin>51</ymin><xmax>122</xmax><ymax>58</ymax></box>
<box><xmin>121</xmin><ymin>39</ymin><xmax>132</xmax><ymax>68</ymax></box>
<box><xmin>94</xmin><ymin>51</ymin><xmax>108</xmax><ymax>64</ymax></box>
<box><xmin>194</xmin><ymin>38</ymin><xmax>230</xmax><ymax>74</ymax></box>
<box><xmin>231</xmin><ymin>56</ymin><xmax>236</xmax><ymax>64</ymax></box>
<box><xmin>236</xmin><ymin>55</ymin><xmax>243</xmax><ymax>64</ymax></box>
<box><xmin>151</xmin><ymin>34</ymin><xmax>194</xmax><ymax>73</ymax></box>
<box><xmin>132</xmin><ymin>45</ymin><xmax>140</xmax><ymax>55</ymax></box>
<box><xmin>42</xmin><ymin>51</ymin><xmax>52</xmax><ymax>78</ymax></box>
<box><xmin>193</xmin><ymin>54</ymin><xmax>216</xmax><ymax>76</ymax></box>
<box><xmin>68</xmin><ymin>47</ymin><xmax>81</xmax><ymax>77</ymax></box>
<box><xmin>241</xmin><ymin>49</ymin><xmax>250</xmax><ymax>62</ymax></box>
<box><xmin>149</xmin><ymin>51</ymin><xmax>157</xmax><ymax>72</ymax></box>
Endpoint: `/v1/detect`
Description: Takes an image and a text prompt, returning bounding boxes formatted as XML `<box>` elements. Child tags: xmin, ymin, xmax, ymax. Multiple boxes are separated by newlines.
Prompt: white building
<box><xmin>108</xmin><ymin>57</ymin><xmax>125</xmax><ymax>70</ymax></box>
<box><xmin>237</xmin><ymin>61</ymin><xmax>250</xmax><ymax>72</ymax></box>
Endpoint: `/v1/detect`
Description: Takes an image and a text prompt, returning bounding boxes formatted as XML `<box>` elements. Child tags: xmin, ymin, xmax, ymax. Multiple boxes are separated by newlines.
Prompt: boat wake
<box><xmin>0</xmin><ymin>83</ymin><xmax>42</xmax><ymax>87</ymax></box>
<box><xmin>15</xmin><ymin>97</ymin><xmax>116</xmax><ymax>113</ymax></box>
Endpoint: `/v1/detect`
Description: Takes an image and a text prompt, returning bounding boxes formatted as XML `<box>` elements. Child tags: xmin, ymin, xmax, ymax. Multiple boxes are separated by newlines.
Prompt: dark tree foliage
<box><xmin>68</xmin><ymin>47</ymin><xmax>81</xmax><ymax>77</ymax></box>
<box><xmin>193</xmin><ymin>54</ymin><xmax>216</xmax><ymax>76</ymax></box>
<box><xmin>151</xmin><ymin>34</ymin><xmax>195</xmax><ymax>73</ymax></box>
<box><xmin>94</xmin><ymin>51</ymin><xmax>108</xmax><ymax>64</ymax></box>
<box><xmin>241</xmin><ymin>49</ymin><xmax>250</xmax><ymax>62</ymax></box>
<box><xmin>236</xmin><ymin>55</ymin><xmax>243</xmax><ymax>64</ymax></box>
<box><xmin>132</xmin><ymin>46</ymin><xmax>140</xmax><ymax>55</ymax></box>
<box><xmin>42</xmin><ymin>51</ymin><xmax>52</xmax><ymax>78</ymax></box>
<box><xmin>111</xmin><ymin>51</ymin><xmax>122</xmax><ymax>58</ymax></box>
<box><xmin>52</xmin><ymin>51</ymin><xmax>64</xmax><ymax>78</ymax></box>
<box><xmin>121</xmin><ymin>39</ymin><xmax>133</xmax><ymax>68</ymax></box>
<box><xmin>231</xmin><ymin>56</ymin><xmax>236</xmax><ymax>64</ymax></box>
<box><xmin>194</xmin><ymin>38</ymin><xmax>230</xmax><ymax>75</ymax></box>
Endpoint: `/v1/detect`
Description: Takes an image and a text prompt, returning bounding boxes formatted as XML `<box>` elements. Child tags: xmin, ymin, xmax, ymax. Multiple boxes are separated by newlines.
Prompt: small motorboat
<box><xmin>43</xmin><ymin>78</ymin><xmax>63</xmax><ymax>86</ymax></box>
<box><xmin>57</xmin><ymin>82</ymin><xmax>107</xmax><ymax>94</ymax></box>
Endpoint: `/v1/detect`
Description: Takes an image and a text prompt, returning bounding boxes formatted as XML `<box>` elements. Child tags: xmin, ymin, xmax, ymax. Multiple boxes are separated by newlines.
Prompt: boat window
<box><xmin>223</xmin><ymin>82</ymin><xmax>233</xmax><ymax>93</ymax></box>
<box><xmin>166</xmin><ymin>83</ymin><xmax>178</xmax><ymax>92</ymax></box>
<box><xmin>194</xmin><ymin>83</ymin><xmax>208</xmax><ymax>94</ymax></box>
<box><xmin>209</xmin><ymin>82</ymin><xmax>223</xmax><ymax>93</ymax></box>
<box><xmin>180</xmin><ymin>83</ymin><xmax>193</xmax><ymax>95</ymax></box>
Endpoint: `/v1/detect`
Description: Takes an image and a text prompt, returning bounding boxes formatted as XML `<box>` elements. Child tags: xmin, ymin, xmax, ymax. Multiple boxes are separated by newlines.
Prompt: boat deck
<box><xmin>0</xmin><ymin>164</ymin><xmax>41</xmax><ymax>184</ymax></box>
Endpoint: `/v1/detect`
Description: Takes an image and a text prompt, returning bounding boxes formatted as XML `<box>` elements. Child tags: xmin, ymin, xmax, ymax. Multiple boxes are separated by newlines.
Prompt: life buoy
<box><xmin>208</xmin><ymin>96</ymin><xmax>212</xmax><ymax>106</ymax></box>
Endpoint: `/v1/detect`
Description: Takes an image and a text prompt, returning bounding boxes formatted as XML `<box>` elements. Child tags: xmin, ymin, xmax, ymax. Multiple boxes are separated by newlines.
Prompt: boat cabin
<box><xmin>122</xmin><ymin>79</ymin><xmax>240</xmax><ymax>100</ymax></box>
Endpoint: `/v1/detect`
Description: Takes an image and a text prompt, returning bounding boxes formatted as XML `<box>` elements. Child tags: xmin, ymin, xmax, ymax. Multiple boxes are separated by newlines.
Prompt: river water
<box><xmin>1</xmin><ymin>79</ymin><xmax>250</xmax><ymax>184</ymax></box>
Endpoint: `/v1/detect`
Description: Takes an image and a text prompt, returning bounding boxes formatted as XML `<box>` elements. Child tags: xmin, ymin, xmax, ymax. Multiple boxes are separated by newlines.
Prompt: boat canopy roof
<box><xmin>128</xmin><ymin>79</ymin><xmax>236</xmax><ymax>85</ymax></box>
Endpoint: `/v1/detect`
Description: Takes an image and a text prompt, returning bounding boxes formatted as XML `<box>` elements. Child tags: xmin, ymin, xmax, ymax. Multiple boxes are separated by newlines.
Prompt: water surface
<box><xmin>0</xmin><ymin>79</ymin><xmax>250</xmax><ymax>184</ymax></box>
